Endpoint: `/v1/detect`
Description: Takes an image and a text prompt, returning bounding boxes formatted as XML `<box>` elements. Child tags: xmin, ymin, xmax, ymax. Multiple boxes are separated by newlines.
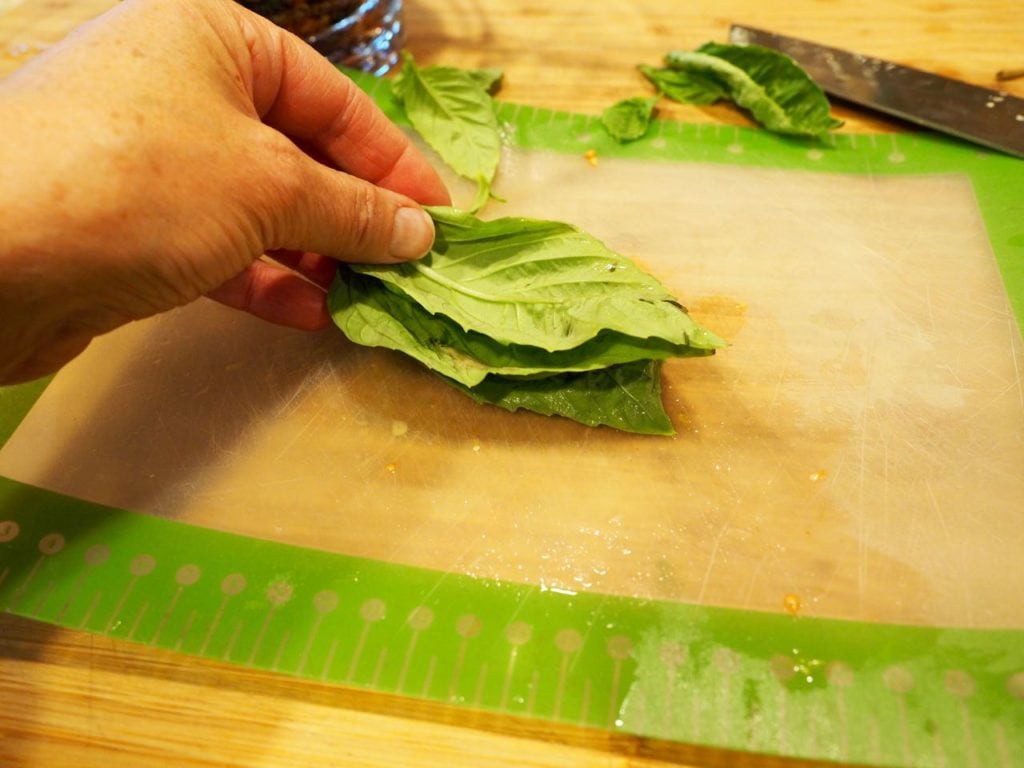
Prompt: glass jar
<box><xmin>237</xmin><ymin>0</ymin><xmax>404</xmax><ymax>75</ymax></box>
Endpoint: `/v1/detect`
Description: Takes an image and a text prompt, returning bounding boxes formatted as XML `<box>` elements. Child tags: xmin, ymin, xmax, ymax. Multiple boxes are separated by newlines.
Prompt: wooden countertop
<box><xmin>1</xmin><ymin>1</ymin><xmax>1021</xmax><ymax>766</ymax></box>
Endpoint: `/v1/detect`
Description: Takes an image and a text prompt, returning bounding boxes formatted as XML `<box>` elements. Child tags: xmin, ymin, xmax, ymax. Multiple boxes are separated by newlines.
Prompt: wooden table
<box><xmin>1</xmin><ymin>1</ymin><xmax>1021</xmax><ymax>766</ymax></box>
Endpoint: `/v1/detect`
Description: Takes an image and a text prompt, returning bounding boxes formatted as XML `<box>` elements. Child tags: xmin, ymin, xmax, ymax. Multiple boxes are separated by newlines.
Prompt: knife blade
<box><xmin>728</xmin><ymin>24</ymin><xmax>1024</xmax><ymax>159</ymax></box>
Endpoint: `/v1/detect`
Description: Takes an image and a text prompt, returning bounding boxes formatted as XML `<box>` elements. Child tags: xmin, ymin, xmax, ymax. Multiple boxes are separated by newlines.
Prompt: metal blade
<box><xmin>729</xmin><ymin>24</ymin><xmax>1024</xmax><ymax>159</ymax></box>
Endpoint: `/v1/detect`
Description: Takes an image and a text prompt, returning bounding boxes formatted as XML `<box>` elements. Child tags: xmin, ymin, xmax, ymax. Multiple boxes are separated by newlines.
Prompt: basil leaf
<box><xmin>600</xmin><ymin>96</ymin><xmax>659</xmax><ymax>142</ymax></box>
<box><xmin>391</xmin><ymin>52</ymin><xmax>501</xmax><ymax>201</ymax></box>
<box><xmin>329</xmin><ymin>268</ymin><xmax>711</xmax><ymax>387</ymax></box>
<box><xmin>354</xmin><ymin>206</ymin><xmax>725</xmax><ymax>353</ymax></box>
<box><xmin>638</xmin><ymin>63</ymin><xmax>728</xmax><ymax>105</ymax></box>
<box><xmin>454</xmin><ymin>360</ymin><xmax>676</xmax><ymax>436</ymax></box>
<box><xmin>666</xmin><ymin>42</ymin><xmax>843</xmax><ymax>136</ymax></box>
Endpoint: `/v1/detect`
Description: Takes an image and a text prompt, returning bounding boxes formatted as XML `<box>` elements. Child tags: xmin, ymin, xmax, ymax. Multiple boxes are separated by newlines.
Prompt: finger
<box><xmin>234</xmin><ymin>8</ymin><xmax>450</xmax><ymax>206</ymax></box>
<box><xmin>207</xmin><ymin>260</ymin><xmax>330</xmax><ymax>330</ymax></box>
<box><xmin>265</xmin><ymin>249</ymin><xmax>338</xmax><ymax>290</ymax></box>
<box><xmin>268</xmin><ymin>149</ymin><xmax>436</xmax><ymax>263</ymax></box>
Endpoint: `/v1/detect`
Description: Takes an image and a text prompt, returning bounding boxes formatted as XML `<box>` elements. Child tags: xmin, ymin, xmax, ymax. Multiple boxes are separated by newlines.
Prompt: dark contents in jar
<box><xmin>237</xmin><ymin>1</ymin><xmax>362</xmax><ymax>39</ymax></box>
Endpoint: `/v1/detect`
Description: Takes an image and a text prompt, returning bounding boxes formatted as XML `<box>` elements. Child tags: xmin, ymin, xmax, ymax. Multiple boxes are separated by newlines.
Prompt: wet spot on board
<box><xmin>688</xmin><ymin>295</ymin><xmax>748</xmax><ymax>342</ymax></box>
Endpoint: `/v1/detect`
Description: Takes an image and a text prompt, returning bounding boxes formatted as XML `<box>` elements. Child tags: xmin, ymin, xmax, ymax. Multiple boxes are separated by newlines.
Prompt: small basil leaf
<box><xmin>391</xmin><ymin>52</ymin><xmax>501</xmax><ymax>197</ymax></box>
<box><xmin>600</xmin><ymin>95</ymin><xmax>660</xmax><ymax>142</ymax></box>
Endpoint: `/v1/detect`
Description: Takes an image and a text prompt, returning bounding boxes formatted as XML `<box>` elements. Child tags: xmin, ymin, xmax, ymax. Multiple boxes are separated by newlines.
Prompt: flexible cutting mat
<box><xmin>2</xmin><ymin>72</ymin><xmax>1023</xmax><ymax>766</ymax></box>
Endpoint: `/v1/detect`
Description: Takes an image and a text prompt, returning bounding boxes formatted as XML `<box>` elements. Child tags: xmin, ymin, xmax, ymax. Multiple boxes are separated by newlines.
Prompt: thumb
<box><xmin>269</xmin><ymin>154</ymin><xmax>438</xmax><ymax>264</ymax></box>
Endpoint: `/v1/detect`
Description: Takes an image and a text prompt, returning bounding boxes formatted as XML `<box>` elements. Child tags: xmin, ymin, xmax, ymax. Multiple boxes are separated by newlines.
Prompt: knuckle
<box><xmin>347</xmin><ymin>183</ymin><xmax>380</xmax><ymax>255</ymax></box>
<box><xmin>252</xmin><ymin>131</ymin><xmax>311</xmax><ymax>247</ymax></box>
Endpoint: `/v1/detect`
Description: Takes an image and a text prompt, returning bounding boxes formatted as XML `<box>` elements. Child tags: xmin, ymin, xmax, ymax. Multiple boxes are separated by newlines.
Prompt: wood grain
<box><xmin>1</xmin><ymin>1</ymin><xmax>1021</xmax><ymax>766</ymax></box>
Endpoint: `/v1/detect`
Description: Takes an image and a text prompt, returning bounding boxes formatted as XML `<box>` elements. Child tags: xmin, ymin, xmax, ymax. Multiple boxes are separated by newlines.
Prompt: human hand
<box><xmin>0</xmin><ymin>0</ymin><xmax>450</xmax><ymax>384</ymax></box>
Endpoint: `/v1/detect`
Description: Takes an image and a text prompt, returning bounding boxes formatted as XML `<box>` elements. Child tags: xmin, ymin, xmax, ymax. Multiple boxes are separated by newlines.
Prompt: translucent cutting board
<box><xmin>2</xmin><ymin>76</ymin><xmax>1022</xmax><ymax>766</ymax></box>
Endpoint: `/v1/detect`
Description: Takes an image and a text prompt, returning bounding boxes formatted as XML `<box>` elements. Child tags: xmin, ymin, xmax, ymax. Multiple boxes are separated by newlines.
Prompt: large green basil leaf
<box><xmin>353</xmin><ymin>207</ymin><xmax>725</xmax><ymax>353</ymax></box>
<box><xmin>391</xmin><ymin>52</ymin><xmax>501</xmax><ymax>201</ymax></box>
<box><xmin>666</xmin><ymin>43</ymin><xmax>842</xmax><ymax>136</ymax></box>
<box><xmin>600</xmin><ymin>95</ymin><xmax>659</xmax><ymax>142</ymax></box>
<box><xmin>453</xmin><ymin>360</ymin><xmax>675</xmax><ymax>436</ymax></box>
<box><xmin>638</xmin><ymin>63</ymin><xmax>728</xmax><ymax>105</ymax></box>
<box><xmin>329</xmin><ymin>268</ymin><xmax>711</xmax><ymax>387</ymax></box>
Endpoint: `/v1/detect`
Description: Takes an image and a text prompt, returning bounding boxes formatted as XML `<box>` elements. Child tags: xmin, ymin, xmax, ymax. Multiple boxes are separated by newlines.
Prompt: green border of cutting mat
<box><xmin>2</xmin><ymin>71</ymin><xmax>1023</xmax><ymax>767</ymax></box>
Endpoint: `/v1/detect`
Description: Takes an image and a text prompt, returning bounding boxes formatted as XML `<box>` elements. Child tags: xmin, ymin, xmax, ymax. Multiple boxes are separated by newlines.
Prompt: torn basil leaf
<box><xmin>328</xmin><ymin>207</ymin><xmax>723</xmax><ymax>435</ymax></box>
<box><xmin>391</xmin><ymin>52</ymin><xmax>501</xmax><ymax>205</ymax></box>
<box><xmin>665</xmin><ymin>42</ymin><xmax>843</xmax><ymax>137</ymax></box>
<box><xmin>600</xmin><ymin>95</ymin><xmax>659</xmax><ymax>142</ymax></box>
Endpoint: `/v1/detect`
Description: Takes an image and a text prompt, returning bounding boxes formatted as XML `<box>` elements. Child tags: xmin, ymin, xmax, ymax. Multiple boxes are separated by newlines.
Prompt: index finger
<box><xmin>234</xmin><ymin>8</ymin><xmax>450</xmax><ymax>206</ymax></box>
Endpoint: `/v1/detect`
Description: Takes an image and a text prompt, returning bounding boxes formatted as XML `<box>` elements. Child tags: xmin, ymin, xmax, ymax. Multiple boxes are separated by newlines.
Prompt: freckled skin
<box><xmin>0</xmin><ymin>0</ymin><xmax>450</xmax><ymax>385</ymax></box>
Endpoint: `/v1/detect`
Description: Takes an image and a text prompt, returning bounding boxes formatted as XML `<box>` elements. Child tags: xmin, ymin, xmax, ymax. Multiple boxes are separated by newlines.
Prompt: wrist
<box><xmin>0</xmin><ymin>93</ymin><xmax>123</xmax><ymax>384</ymax></box>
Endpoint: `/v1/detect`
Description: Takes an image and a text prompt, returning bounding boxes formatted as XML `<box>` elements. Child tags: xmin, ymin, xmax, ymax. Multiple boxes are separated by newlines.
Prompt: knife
<box><xmin>728</xmin><ymin>24</ymin><xmax>1024</xmax><ymax>159</ymax></box>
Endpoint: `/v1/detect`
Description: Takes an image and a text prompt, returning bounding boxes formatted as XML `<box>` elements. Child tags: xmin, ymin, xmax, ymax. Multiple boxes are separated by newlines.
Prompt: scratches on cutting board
<box><xmin>3</xmin><ymin>152</ymin><xmax>1024</xmax><ymax>629</ymax></box>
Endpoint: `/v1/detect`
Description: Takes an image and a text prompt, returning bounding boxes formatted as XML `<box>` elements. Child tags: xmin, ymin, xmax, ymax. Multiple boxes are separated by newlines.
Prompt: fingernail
<box><xmin>390</xmin><ymin>207</ymin><xmax>435</xmax><ymax>260</ymax></box>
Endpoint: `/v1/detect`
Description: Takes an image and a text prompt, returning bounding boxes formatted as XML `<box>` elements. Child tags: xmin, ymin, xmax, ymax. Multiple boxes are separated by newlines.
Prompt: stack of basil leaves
<box><xmin>328</xmin><ymin>53</ymin><xmax>724</xmax><ymax>434</ymax></box>
<box><xmin>328</xmin><ymin>207</ymin><xmax>725</xmax><ymax>435</ymax></box>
